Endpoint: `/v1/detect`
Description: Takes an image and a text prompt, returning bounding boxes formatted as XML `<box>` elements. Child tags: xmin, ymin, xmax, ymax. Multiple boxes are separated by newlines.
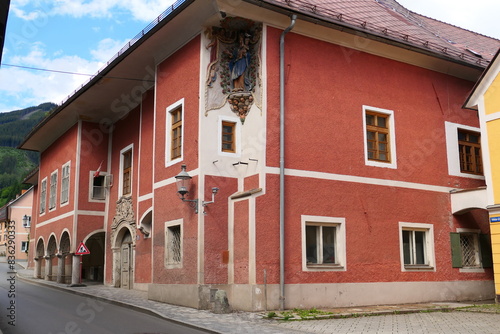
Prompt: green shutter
<box><xmin>480</xmin><ymin>234</ymin><xmax>493</xmax><ymax>268</ymax></box>
<box><xmin>450</xmin><ymin>232</ymin><xmax>462</xmax><ymax>268</ymax></box>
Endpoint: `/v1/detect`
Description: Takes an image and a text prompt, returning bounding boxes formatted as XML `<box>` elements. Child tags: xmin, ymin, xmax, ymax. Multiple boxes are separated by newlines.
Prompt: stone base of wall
<box><xmin>148</xmin><ymin>280</ymin><xmax>494</xmax><ymax>311</ymax></box>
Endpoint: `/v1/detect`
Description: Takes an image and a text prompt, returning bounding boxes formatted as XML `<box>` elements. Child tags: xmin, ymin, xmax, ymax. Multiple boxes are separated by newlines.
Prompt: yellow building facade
<box><xmin>466</xmin><ymin>50</ymin><xmax>500</xmax><ymax>302</ymax></box>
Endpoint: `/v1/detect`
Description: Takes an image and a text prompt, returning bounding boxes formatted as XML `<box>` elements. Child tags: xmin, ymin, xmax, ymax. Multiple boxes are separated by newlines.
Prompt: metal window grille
<box><xmin>460</xmin><ymin>233</ymin><xmax>479</xmax><ymax>267</ymax></box>
<box><xmin>167</xmin><ymin>225</ymin><xmax>181</xmax><ymax>264</ymax></box>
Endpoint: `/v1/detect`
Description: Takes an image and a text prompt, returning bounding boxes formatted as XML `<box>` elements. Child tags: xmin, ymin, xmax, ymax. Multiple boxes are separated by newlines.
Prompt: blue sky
<box><xmin>0</xmin><ymin>0</ymin><xmax>498</xmax><ymax>113</ymax></box>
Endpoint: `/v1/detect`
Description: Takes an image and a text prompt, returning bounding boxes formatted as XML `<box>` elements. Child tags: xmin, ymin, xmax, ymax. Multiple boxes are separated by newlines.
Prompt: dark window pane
<box><xmin>415</xmin><ymin>231</ymin><xmax>426</xmax><ymax>264</ymax></box>
<box><xmin>306</xmin><ymin>226</ymin><xmax>318</xmax><ymax>264</ymax></box>
<box><xmin>402</xmin><ymin>230</ymin><xmax>411</xmax><ymax>264</ymax></box>
<box><xmin>322</xmin><ymin>226</ymin><xmax>336</xmax><ymax>264</ymax></box>
<box><xmin>377</xmin><ymin>116</ymin><xmax>386</xmax><ymax>128</ymax></box>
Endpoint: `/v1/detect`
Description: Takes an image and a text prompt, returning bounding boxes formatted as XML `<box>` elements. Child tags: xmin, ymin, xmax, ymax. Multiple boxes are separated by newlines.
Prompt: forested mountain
<box><xmin>0</xmin><ymin>102</ymin><xmax>56</xmax><ymax>148</ymax></box>
<box><xmin>0</xmin><ymin>102</ymin><xmax>57</xmax><ymax>207</ymax></box>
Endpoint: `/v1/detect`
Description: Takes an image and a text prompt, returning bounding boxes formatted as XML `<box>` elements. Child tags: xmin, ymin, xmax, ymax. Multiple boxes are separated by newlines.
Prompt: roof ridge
<box><xmin>386</xmin><ymin>0</ymin><xmax>499</xmax><ymax>41</ymax></box>
<box><xmin>262</xmin><ymin>0</ymin><xmax>491</xmax><ymax>66</ymax></box>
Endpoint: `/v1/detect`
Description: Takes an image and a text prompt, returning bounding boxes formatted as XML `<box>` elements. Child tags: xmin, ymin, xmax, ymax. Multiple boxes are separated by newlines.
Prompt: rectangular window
<box><xmin>92</xmin><ymin>175</ymin><xmax>106</xmax><ymax>200</ymax></box>
<box><xmin>40</xmin><ymin>178</ymin><xmax>47</xmax><ymax>214</ymax></box>
<box><xmin>402</xmin><ymin>230</ymin><xmax>426</xmax><ymax>265</ymax></box>
<box><xmin>122</xmin><ymin>149</ymin><xmax>132</xmax><ymax>196</ymax></box>
<box><xmin>171</xmin><ymin>107</ymin><xmax>182</xmax><ymax>160</ymax></box>
<box><xmin>61</xmin><ymin>162</ymin><xmax>70</xmax><ymax>205</ymax></box>
<box><xmin>306</xmin><ymin>225</ymin><xmax>337</xmax><ymax>264</ymax></box>
<box><xmin>302</xmin><ymin>216</ymin><xmax>346</xmax><ymax>271</ymax></box>
<box><xmin>458</xmin><ymin>129</ymin><xmax>482</xmax><ymax>175</ymax></box>
<box><xmin>399</xmin><ymin>222</ymin><xmax>435</xmax><ymax>271</ymax></box>
<box><xmin>221</xmin><ymin>121</ymin><xmax>236</xmax><ymax>153</ymax></box>
<box><xmin>366</xmin><ymin>111</ymin><xmax>390</xmax><ymax>162</ymax></box>
<box><xmin>21</xmin><ymin>241</ymin><xmax>28</xmax><ymax>252</ymax></box>
<box><xmin>460</xmin><ymin>233</ymin><xmax>480</xmax><ymax>267</ymax></box>
<box><xmin>363</xmin><ymin>106</ymin><xmax>397</xmax><ymax>169</ymax></box>
<box><xmin>165</xmin><ymin>220</ymin><xmax>183</xmax><ymax>269</ymax></box>
<box><xmin>450</xmin><ymin>231</ymin><xmax>492</xmax><ymax>270</ymax></box>
<box><xmin>166</xmin><ymin>99</ymin><xmax>184</xmax><ymax>166</ymax></box>
<box><xmin>444</xmin><ymin>122</ymin><xmax>484</xmax><ymax>179</ymax></box>
<box><xmin>49</xmin><ymin>171</ymin><xmax>58</xmax><ymax>210</ymax></box>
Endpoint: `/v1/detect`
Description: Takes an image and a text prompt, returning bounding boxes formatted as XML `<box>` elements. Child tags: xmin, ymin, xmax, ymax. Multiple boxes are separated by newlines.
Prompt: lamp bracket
<box><xmin>202</xmin><ymin>187</ymin><xmax>219</xmax><ymax>206</ymax></box>
<box><xmin>181</xmin><ymin>198</ymin><xmax>199</xmax><ymax>214</ymax></box>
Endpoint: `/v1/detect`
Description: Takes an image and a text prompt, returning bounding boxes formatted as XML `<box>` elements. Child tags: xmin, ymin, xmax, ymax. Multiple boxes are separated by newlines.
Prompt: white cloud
<box><xmin>90</xmin><ymin>38</ymin><xmax>128</xmax><ymax>65</ymax></box>
<box><xmin>13</xmin><ymin>0</ymin><xmax>177</xmax><ymax>22</ymax></box>
<box><xmin>0</xmin><ymin>39</ymin><xmax>123</xmax><ymax>112</ymax></box>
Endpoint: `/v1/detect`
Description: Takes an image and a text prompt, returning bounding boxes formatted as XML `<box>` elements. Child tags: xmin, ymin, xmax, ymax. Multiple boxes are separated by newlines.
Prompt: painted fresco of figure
<box><xmin>229</xmin><ymin>32</ymin><xmax>251</xmax><ymax>91</ymax></box>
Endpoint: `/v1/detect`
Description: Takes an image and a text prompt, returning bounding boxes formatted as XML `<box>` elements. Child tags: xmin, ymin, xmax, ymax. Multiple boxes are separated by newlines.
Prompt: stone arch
<box><xmin>112</xmin><ymin>225</ymin><xmax>135</xmax><ymax>289</ymax></box>
<box><xmin>34</xmin><ymin>238</ymin><xmax>45</xmax><ymax>278</ymax></box>
<box><xmin>138</xmin><ymin>208</ymin><xmax>152</xmax><ymax>238</ymax></box>
<box><xmin>59</xmin><ymin>231</ymin><xmax>70</xmax><ymax>254</ymax></box>
<box><xmin>110</xmin><ymin>196</ymin><xmax>136</xmax><ymax>289</ymax></box>
<box><xmin>81</xmin><ymin>231</ymin><xmax>105</xmax><ymax>283</ymax></box>
<box><xmin>46</xmin><ymin>235</ymin><xmax>58</xmax><ymax>281</ymax></box>
<box><xmin>36</xmin><ymin>238</ymin><xmax>45</xmax><ymax>257</ymax></box>
<box><xmin>47</xmin><ymin>234</ymin><xmax>58</xmax><ymax>255</ymax></box>
<box><xmin>57</xmin><ymin>231</ymin><xmax>71</xmax><ymax>284</ymax></box>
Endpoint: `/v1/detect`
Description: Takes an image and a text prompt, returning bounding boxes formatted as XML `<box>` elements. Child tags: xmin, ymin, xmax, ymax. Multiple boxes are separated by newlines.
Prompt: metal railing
<box><xmin>58</xmin><ymin>0</ymin><xmax>187</xmax><ymax>107</ymax></box>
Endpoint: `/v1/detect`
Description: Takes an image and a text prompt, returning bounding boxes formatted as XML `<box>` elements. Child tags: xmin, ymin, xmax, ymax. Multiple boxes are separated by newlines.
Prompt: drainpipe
<box><xmin>279</xmin><ymin>14</ymin><xmax>296</xmax><ymax>311</ymax></box>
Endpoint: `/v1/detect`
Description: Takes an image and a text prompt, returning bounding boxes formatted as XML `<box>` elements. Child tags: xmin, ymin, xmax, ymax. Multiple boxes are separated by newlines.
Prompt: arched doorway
<box><xmin>58</xmin><ymin>232</ymin><xmax>71</xmax><ymax>284</ymax></box>
<box><xmin>112</xmin><ymin>227</ymin><xmax>134</xmax><ymax>289</ymax></box>
<box><xmin>34</xmin><ymin>239</ymin><xmax>44</xmax><ymax>278</ymax></box>
<box><xmin>46</xmin><ymin>235</ymin><xmax>57</xmax><ymax>281</ymax></box>
<box><xmin>82</xmin><ymin>232</ymin><xmax>105</xmax><ymax>283</ymax></box>
<box><xmin>110</xmin><ymin>196</ymin><xmax>136</xmax><ymax>289</ymax></box>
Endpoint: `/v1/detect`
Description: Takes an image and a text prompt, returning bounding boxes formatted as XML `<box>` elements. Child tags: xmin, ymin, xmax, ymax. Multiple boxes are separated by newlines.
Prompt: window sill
<box><xmin>165</xmin><ymin>263</ymin><xmax>182</xmax><ymax>269</ymax></box>
<box><xmin>305</xmin><ymin>264</ymin><xmax>345</xmax><ymax>271</ymax></box>
<box><xmin>403</xmin><ymin>265</ymin><xmax>434</xmax><ymax>271</ymax></box>
<box><xmin>459</xmin><ymin>267</ymin><xmax>485</xmax><ymax>273</ymax></box>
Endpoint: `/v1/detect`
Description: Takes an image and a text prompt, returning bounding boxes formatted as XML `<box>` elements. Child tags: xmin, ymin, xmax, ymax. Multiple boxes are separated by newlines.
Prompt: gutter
<box><xmin>244</xmin><ymin>0</ymin><xmax>488</xmax><ymax>70</ymax></box>
<box><xmin>279</xmin><ymin>14</ymin><xmax>296</xmax><ymax>311</ymax></box>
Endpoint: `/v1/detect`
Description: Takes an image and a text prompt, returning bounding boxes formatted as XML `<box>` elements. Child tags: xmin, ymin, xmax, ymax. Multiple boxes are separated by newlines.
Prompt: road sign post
<box><xmin>75</xmin><ymin>241</ymin><xmax>90</xmax><ymax>286</ymax></box>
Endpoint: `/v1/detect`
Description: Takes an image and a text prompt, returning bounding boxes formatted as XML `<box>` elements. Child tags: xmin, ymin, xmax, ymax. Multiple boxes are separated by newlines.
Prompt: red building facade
<box><xmin>20</xmin><ymin>0</ymin><xmax>500</xmax><ymax>311</ymax></box>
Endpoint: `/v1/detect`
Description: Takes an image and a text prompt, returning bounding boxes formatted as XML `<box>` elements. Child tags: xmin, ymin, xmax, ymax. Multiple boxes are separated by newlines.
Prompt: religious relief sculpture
<box><xmin>205</xmin><ymin>17</ymin><xmax>262</xmax><ymax>123</ymax></box>
<box><xmin>111</xmin><ymin>196</ymin><xmax>136</xmax><ymax>243</ymax></box>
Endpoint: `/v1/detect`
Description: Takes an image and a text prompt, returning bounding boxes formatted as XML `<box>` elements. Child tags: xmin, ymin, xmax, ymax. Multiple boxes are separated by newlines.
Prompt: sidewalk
<box><xmin>13</xmin><ymin>265</ymin><xmax>494</xmax><ymax>334</ymax></box>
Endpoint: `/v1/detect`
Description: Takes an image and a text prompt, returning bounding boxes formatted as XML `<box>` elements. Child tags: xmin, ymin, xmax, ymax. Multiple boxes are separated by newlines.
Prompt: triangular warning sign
<box><xmin>76</xmin><ymin>242</ymin><xmax>90</xmax><ymax>255</ymax></box>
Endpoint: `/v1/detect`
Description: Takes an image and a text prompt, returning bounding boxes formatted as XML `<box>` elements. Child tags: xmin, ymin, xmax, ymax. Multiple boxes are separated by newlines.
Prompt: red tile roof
<box><xmin>261</xmin><ymin>0</ymin><xmax>500</xmax><ymax>66</ymax></box>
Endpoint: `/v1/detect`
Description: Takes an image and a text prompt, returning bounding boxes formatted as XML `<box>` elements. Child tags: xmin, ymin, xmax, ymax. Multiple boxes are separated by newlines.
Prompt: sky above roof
<box><xmin>0</xmin><ymin>0</ymin><xmax>498</xmax><ymax>113</ymax></box>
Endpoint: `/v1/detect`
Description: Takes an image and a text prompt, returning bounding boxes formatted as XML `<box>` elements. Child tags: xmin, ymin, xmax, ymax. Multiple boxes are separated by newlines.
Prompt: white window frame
<box><xmin>456</xmin><ymin>228</ymin><xmax>484</xmax><ymax>273</ymax></box>
<box><xmin>165</xmin><ymin>219</ymin><xmax>183</xmax><ymax>269</ymax></box>
<box><xmin>362</xmin><ymin>105</ymin><xmax>397</xmax><ymax>169</ymax></box>
<box><xmin>445</xmin><ymin>122</ymin><xmax>484</xmax><ymax>180</ymax></box>
<box><xmin>21</xmin><ymin>241</ymin><xmax>28</xmax><ymax>252</ymax></box>
<box><xmin>399</xmin><ymin>222</ymin><xmax>435</xmax><ymax>272</ymax></box>
<box><xmin>119</xmin><ymin>144</ymin><xmax>133</xmax><ymax>198</ymax></box>
<box><xmin>60</xmin><ymin>161</ymin><xmax>70</xmax><ymax>206</ymax></box>
<box><xmin>49</xmin><ymin>170</ymin><xmax>58</xmax><ymax>211</ymax></box>
<box><xmin>40</xmin><ymin>177</ymin><xmax>47</xmax><ymax>215</ymax></box>
<box><xmin>89</xmin><ymin>171</ymin><xmax>108</xmax><ymax>202</ymax></box>
<box><xmin>218</xmin><ymin>115</ymin><xmax>241</xmax><ymax>157</ymax></box>
<box><xmin>301</xmin><ymin>215</ymin><xmax>346</xmax><ymax>272</ymax></box>
<box><xmin>165</xmin><ymin>99</ymin><xmax>185</xmax><ymax>167</ymax></box>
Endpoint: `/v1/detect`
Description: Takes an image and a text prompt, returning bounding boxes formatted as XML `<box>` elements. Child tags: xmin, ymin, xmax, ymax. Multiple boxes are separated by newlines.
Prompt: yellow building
<box><xmin>465</xmin><ymin>49</ymin><xmax>500</xmax><ymax>302</ymax></box>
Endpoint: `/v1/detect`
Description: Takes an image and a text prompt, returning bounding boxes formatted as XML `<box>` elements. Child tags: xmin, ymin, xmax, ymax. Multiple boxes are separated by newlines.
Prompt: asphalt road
<box><xmin>0</xmin><ymin>263</ymin><xmax>209</xmax><ymax>334</ymax></box>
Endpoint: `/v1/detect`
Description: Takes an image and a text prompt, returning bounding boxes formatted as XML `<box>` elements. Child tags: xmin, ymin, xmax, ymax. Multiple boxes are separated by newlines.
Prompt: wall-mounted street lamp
<box><xmin>175</xmin><ymin>164</ymin><xmax>218</xmax><ymax>214</ymax></box>
<box><xmin>22</xmin><ymin>214</ymin><xmax>31</xmax><ymax>228</ymax></box>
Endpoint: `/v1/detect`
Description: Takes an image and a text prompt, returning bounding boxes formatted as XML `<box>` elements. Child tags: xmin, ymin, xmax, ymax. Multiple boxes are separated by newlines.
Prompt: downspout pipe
<box><xmin>279</xmin><ymin>14</ymin><xmax>296</xmax><ymax>311</ymax></box>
